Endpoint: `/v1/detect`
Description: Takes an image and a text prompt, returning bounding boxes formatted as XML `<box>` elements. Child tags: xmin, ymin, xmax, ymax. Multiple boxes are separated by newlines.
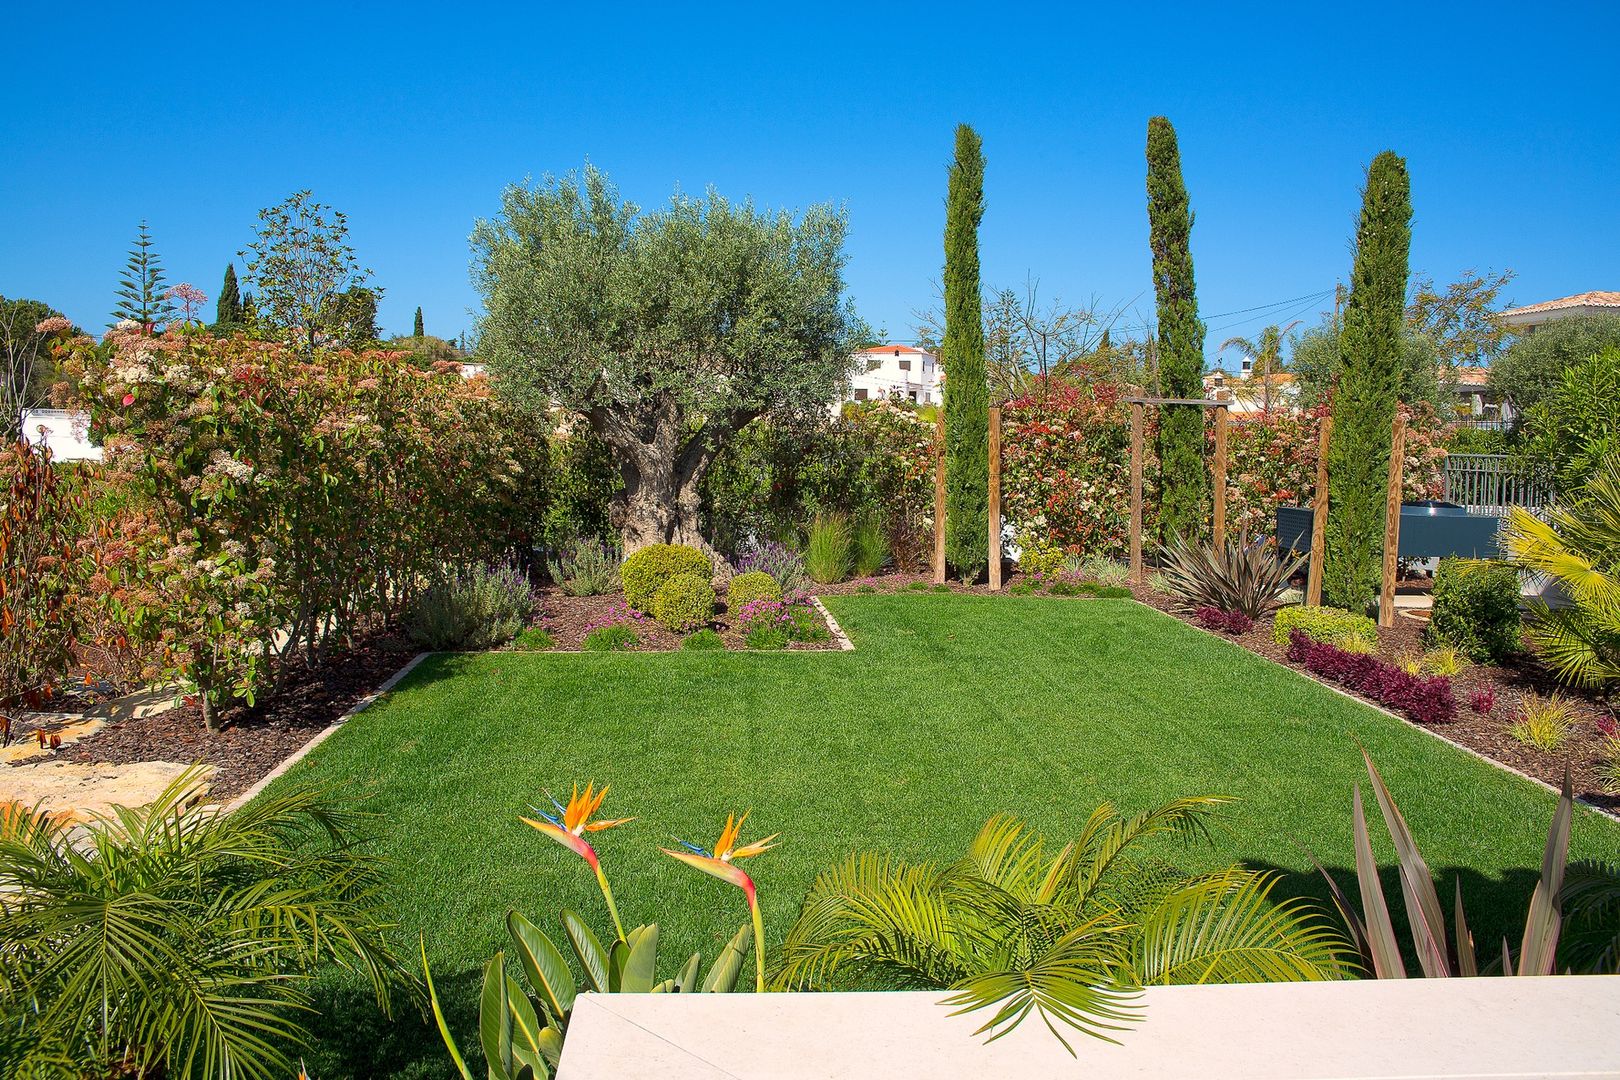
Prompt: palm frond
<box><xmin>1561</xmin><ymin>859</ymin><xmax>1620</xmax><ymax>974</ymax></box>
<box><xmin>1125</xmin><ymin>869</ymin><xmax>1353</xmax><ymax>985</ymax></box>
<box><xmin>943</xmin><ymin>912</ymin><xmax>1139</xmax><ymax>1055</ymax></box>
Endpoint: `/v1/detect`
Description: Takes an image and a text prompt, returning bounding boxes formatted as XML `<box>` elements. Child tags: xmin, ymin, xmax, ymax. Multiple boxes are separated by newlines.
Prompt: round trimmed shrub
<box><xmin>652</xmin><ymin>572</ymin><xmax>716</xmax><ymax>633</ymax></box>
<box><xmin>727</xmin><ymin>570</ymin><xmax>782</xmax><ymax>611</ymax></box>
<box><xmin>1426</xmin><ymin>558</ymin><xmax>1522</xmax><ymax>662</ymax></box>
<box><xmin>621</xmin><ymin>543</ymin><xmax>711</xmax><ymax>611</ymax></box>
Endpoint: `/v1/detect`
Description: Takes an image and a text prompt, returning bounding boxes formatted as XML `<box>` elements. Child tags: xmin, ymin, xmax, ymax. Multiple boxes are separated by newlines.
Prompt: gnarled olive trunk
<box><xmin>585</xmin><ymin>398</ymin><xmax>752</xmax><ymax>577</ymax></box>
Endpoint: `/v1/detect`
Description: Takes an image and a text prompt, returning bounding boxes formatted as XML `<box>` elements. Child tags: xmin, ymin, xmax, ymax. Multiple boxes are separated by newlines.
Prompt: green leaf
<box><xmin>478</xmin><ymin>953</ymin><xmax>515</xmax><ymax>1080</ymax></box>
<box><xmin>1362</xmin><ymin>751</ymin><xmax>1450</xmax><ymax>977</ymax></box>
<box><xmin>423</xmin><ymin>938</ymin><xmax>474</xmax><ymax>1080</ymax></box>
<box><xmin>561</xmin><ymin>909</ymin><xmax>609</xmax><ymax>993</ymax></box>
<box><xmin>702</xmin><ymin>925</ymin><xmax>750</xmax><ymax>992</ymax></box>
<box><xmin>619</xmin><ymin>924</ymin><xmax>659</xmax><ymax>992</ymax></box>
<box><xmin>504</xmin><ymin>972</ymin><xmax>550</xmax><ymax>1078</ymax></box>
<box><xmin>1351</xmin><ymin>784</ymin><xmax>1407</xmax><ymax>978</ymax></box>
<box><xmin>1517</xmin><ymin>768</ymin><xmax>1572</xmax><ymax>975</ymax></box>
<box><xmin>508</xmin><ymin>911</ymin><xmax>576</xmax><ymax>1025</ymax></box>
<box><xmin>672</xmin><ymin>952</ymin><xmax>702</xmax><ymax>993</ymax></box>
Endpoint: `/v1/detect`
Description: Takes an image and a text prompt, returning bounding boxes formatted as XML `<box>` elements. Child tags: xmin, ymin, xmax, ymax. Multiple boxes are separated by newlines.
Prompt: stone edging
<box><xmin>810</xmin><ymin>595</ymin><xmax>856</xmax><ymax>651</ymax></box>
<box><xmin>222</xmin><ymin>652</ymin><xmax>430</xmax><ymax>812</ymax></box>
<box><xmin>1126</xmin><ymin>600</ymin><xmax>1617</xmax><ymax>821</ymax></box>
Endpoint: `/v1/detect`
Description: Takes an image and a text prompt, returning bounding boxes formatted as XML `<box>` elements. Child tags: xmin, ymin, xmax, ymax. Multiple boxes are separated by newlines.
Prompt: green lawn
<box><xmin>276</xmin><ymin>594</ymin><xmax>1620</xmax><ymax>1079</ymax></box>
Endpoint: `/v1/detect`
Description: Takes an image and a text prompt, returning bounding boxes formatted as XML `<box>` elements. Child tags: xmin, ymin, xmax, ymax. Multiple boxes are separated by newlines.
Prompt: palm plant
<box><xmin>1159</xmin><ymin>534</ymin><xmax>1305</xmax><ymax>618</ymax></box>
<box><xmin>1219</xmin><ymin>321</ymin><xmax>1299</xmax><ymax>413</ymax></box>
<box><xmin>1502</xmin><ymin>454</ymin><xmax>1620</xmax><ymax>690</ymax></box>
<box><xmin>0</xmin><ymin>772</ymin><xmax>407</xmax><ymax>1080</ymax></box>
<box><xmin>775</xmin><ymin>798</ymin><xmax>1349</xmax><ymax>1053</ymax></box>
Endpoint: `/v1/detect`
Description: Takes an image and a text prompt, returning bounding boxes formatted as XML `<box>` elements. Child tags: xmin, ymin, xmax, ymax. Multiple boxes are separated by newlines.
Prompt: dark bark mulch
<box><xmin>1129</xmin><ymin>584</ymin><xmax>1620</xmax><ymax>814</ymax></box>
<box><xmin>44</xmin><ymin>630</ymin><xmax>420</xmax><ymax>802</ymax></box>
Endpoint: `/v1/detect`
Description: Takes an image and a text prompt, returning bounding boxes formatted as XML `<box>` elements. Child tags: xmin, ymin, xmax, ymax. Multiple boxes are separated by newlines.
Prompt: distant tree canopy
<box><xmin>1490</xmin><ymin>313</ymin><xmax>1620</xmax><ymax>426</ymax></box>
<box><xmin>472</xmin><ymin>165</ymin><xmax>862</xmax><ymax>557</ymax></box>
<box><xmin>242</xmin><ymin>191</ymin><xmax>377</xmax><ymax>350</ymax></box>
<box><xmin>1290</xmin><ymin>323</ymin><xmax>1440</xmax><ymax>411</ymax></box>
<box><xmin>1406</xmin><ymin>268</ymin><xmax>1516</xmax><ymax>369</ymax></box>
<box><xmin>2</xmin><ymin>297</ymin><xmax>72</xmax><ymax>436</ymax></box>
<box><xmin>112</xmin><ymin>220</ymin><xmax>176</xmax><ymax>331</ymax></box>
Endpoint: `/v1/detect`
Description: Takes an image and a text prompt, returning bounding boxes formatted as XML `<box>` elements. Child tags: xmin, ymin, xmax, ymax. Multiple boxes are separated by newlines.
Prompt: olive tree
<box><xmin>472</xmin><ymin>166</ymin><xmax>861</xmax><ymax>559</ymax></box>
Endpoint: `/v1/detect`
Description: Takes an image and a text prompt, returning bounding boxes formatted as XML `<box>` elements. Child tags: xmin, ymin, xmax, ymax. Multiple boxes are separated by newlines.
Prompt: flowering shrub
<box><xmin>733</xmin><ymin>596</ymin><xmax>825</xmax><ymax>647</ymax></box>
<box><xmin>1286</xmin><ymin>630</ymin><xmax>1457</xmax><ymax>724</ymax></box>
<box><xmin>0</xmin><ymin>442</ymin><xmax>86</xmax><ymax>713</ymax></box>
<box><xmin>57</xmin><ymin>326</ymin><xmax>538</xmax><ymax>727</ymax></box>
<box><xmin>1215</xmin><ymin>402</ymin><xmax>1449</xmax><ymax>541</ymax></box>
<box><xmin>1193</xmin><ymin>606</ymin><xmax>1254</xmax><ymax>635</ymax></box>
<box><xmin>580</xmin><ymin>600</ymin><xmax>647</xmax><ymax>639</ymax></box>
<box><xmin>1001</xmin><ymin>375</ymin><xmax>1143</xmax><ymax>560</ymax></box>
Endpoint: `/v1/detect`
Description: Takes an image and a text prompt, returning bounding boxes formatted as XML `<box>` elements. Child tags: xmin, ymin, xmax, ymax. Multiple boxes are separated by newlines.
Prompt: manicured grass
<box><xmin>277</xmin><ymin>594</ymin><xmax>1620</xmax><ymax>1078</ymax></box>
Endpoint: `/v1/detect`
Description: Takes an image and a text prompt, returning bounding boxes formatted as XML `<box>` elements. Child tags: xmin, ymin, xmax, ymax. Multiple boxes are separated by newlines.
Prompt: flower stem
<box><xmin>595</xmin><ymin>864</ymin><xmax>627</xmax><ymax>943</ymax></box>
<box><xmin>748</xmin><ymin>895</ymin><xmax>766</xmax><ymax>993</ymax></box>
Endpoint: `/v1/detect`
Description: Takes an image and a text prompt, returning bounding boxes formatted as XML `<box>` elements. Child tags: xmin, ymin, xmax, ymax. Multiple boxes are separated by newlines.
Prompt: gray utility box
<box><xmin>1276</xmin><ymin>501</ymin><xmax>1503</xmax><ymax>560</ymax></box>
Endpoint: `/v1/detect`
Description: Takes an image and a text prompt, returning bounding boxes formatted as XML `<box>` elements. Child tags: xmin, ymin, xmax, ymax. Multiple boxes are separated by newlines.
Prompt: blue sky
<box><xmin>3</xmin><ymin>2</ymin><xmax>1616</xmax><ymax>365</ymax></box>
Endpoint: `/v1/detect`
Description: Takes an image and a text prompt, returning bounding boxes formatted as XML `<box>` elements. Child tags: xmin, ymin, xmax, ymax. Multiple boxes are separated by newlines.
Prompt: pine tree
<box><xmin>215</xmin><ymin>264</ymin><xmax>242</xmax><ymax>327</ymax></box>
<box><xmin>413</xmin><ymin>306</ymin><xmax>424</xmax><ymax>338</ymax></box>
<box><xmin>111</xmin><ymin>220</ymin><xmax>176</xmax><ymax>331</ymax></box>
<box><xmin>942</xmin><ymin>123</ymin><xmax>989</xmax><ymax>581</ymax></box>
<box><xmin>1146</xmin><ymin>116</ymin><xmax>1207</xmax><ymax>543</ymax></box>
<box><xmin>1323</xmin><ymin>151</ymin><xmax>1412</xmax><ymax>610</ymax></box>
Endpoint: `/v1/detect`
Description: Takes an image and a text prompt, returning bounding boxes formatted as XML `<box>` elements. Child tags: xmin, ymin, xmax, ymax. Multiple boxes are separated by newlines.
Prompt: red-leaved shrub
<box><xmin>1286</xmin><ymin>630</ymin><xmax>1457</xmax><ymax>724</ymax></box>
<box><xmin>1194</xmin><ymin>606</ymin><xmax>1255</xmax><ymax>635</ymax></box>
<box><xmin>1468</xmin><ymin>686</ymin><xmax>1496</xmax><ymax>715</ymax></box>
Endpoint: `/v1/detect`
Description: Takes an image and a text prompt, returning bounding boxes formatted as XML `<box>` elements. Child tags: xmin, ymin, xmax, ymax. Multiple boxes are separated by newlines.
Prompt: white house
<box><xmin>21</xmin><ymin>408</ymin><xmax>101</xmax><ymax>462</ymax></box>
<box><xmin>1498</xmin><ymin>290</ymin><xmax>1620</xmax><ymax>332</ymax></box>
<box><xmin>842</xmin><ymin>345</ymin><xmax>942</xmax><ymax>407</ymax></box>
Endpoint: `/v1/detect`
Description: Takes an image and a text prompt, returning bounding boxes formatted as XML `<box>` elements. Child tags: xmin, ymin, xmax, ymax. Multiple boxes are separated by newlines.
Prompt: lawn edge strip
<box><xmin>223</xmin><ymin>651</ymin><xmax>432</xmax><ymax>812</ymax></box>
<box><xmin>809</xmin><ymin>595</ymin><xmax>856</xmax><ymax>650</ymax></box>
<box><xmin>1125</xmin><ymin>600</ymin><xmax>1618</xmax><ymax>821</ymax></box>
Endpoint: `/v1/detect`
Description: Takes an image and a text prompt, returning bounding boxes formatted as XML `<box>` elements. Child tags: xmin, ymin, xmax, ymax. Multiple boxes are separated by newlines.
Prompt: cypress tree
<box><xmin>1145</xmin><ymin>116</ymin><xmax>1207</xmax><ymax>543</ymax></box>
<box><xmin>942</xmin><ymin>123</ymin><xmax>989</xmax><ymax>581</ymax></box>
<box><xmin>216</xmin><ymin>264</ymin><xmax>242</xmax><ymax>327</ymax></box>
<box><xmin>111</xmin><ymin>220</ymin><xmax>176</xmax><ymax>331</ymax></box>
<box><xmin>413</xmin><ymin>306</ymin><xmax>425</xmax><ymax>338</ymax></box>
<box><xmin>1323</xmin><ymin>151</ymin><xmax>1412</xmax><ymax>610</ymax></box>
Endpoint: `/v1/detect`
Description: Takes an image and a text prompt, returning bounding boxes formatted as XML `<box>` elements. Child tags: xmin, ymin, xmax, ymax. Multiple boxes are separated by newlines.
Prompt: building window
<box><xmin>898</xmin><ymin>359</ymin><xmax>911</xmax><ymax>371</ymax></box>
<box><xmin>854</xmin><ymin>388</ymin><xmax>869</xmax><ymax>401</ymax></box>
<box><xmin>908</xmin><ymin>391</ymin><xmax>919</xmax><ymax>402</ymax></box>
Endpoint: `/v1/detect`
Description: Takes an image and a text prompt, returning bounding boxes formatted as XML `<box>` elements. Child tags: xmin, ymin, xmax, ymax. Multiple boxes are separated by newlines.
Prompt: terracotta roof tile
<box><xmin>1500</xmin><ymin>291</ymin><xmax>1620</xmax><ymax>317</ymax></box>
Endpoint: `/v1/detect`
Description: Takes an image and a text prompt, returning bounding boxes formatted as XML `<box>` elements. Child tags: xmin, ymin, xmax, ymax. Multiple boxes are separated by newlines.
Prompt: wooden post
<box><xmin>988</xmin><ymin>407</ymin><xmax>1002</xmax><ymax>591</ymax></box>
<box><xmin>1379</xmin><ymin>410</ymin><xmax>1407</xmax><ymax>628</ymax></box>
<box><xmin>933</xmin><ymin>411</ymin><xmax>947</xmax><ymax>584</ymax></box>
<box><xmin>1129</xmin><ymin>401</ymin><xmax>1144</xmax><ymax>584</ymax></box>
<box><xmin>1306</xmin><ymin>416</ymin><xmax>1332</xmax><ymax>606</ymax></box>
<box><xmin>1212</xmin><ymin>405</ymin><xmax>1229</xmax><ymax>549</ymax></box>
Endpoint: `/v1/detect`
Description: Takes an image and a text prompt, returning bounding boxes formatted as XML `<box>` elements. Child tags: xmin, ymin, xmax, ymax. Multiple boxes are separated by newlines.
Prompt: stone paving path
<box><xmin>0</xmin><ymin>687</ymin><xmax>206</xmax><ymax>822</ymax></box>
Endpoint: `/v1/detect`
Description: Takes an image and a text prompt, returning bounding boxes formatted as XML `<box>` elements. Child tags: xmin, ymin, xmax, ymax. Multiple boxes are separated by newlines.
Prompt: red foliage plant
<box><xmin>1468</xmin><ymin>686</ymin><xmax>1496</xmax><ymax>715</ymax></box>
<box><xmin>1193</xmin><ymin>606</ymin><xmax>1254</xmax><ymax>635</ymax></box>
<box><xmin>1286</xmin><ymin>629</ymin><xmax>1457</xmax><ymax>725</ymax></box>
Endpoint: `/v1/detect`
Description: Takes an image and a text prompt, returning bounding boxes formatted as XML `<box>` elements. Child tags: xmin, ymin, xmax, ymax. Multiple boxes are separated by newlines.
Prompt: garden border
<box><xmin>1127</xmin><ymin>600</ymin><xmax>1619</xmax><ymax>821</ymax></box>
<box><xmin>222</xmin><ymin>652</ymin><xmax>430</xmax><ymax>812</ymax></box>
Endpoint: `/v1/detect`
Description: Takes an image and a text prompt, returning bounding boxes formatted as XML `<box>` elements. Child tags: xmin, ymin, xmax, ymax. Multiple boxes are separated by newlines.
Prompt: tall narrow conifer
<box><xmin>1324</xmin><ymin>151</ymin><xmax>1412</xmax><ymax>610</ymax></box>
<box><xmin>1146</xmin><ymin>116</ymin><xmax>1207</xmax><ymax>542</ymax></box>
<box><xmin>942</xmin><ymin>124</ymin><xmax>989</xmax><ymax>580</ymax></box>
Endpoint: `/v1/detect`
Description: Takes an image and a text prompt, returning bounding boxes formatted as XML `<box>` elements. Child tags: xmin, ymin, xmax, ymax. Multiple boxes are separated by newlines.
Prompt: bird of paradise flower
<box><xmin>520</xmin><ymin>781</ymin><xmax>635</xmax><ymax>941</ymax></box>
<box><xmin>662</xmin><ymin>811</ymin><xmax>779</xmax><ymax>992</ymax></box>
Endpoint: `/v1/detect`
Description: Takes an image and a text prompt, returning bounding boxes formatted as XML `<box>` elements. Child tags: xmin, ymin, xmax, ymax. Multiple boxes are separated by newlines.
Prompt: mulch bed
<box><xmin>1129</xmin><ymin>583</ymin><xmax>1620</xmax><ymax>815</ymax></box>
<box><xmin>37</xmin><ymin>629</ymin><xmax>421</xmax><ymax>802</ymax></box>
<box><xmin>532</xmin><ymin>587</ymin><xmax>841</xmax><ymax>651</ymax></box>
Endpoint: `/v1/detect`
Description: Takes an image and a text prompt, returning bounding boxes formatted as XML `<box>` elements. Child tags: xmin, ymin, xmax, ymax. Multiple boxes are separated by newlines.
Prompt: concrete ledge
<box><xmin>558</xmin><ymin>978</ymin><xmax>1620</xmax><ymax>1079</ymax></box>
